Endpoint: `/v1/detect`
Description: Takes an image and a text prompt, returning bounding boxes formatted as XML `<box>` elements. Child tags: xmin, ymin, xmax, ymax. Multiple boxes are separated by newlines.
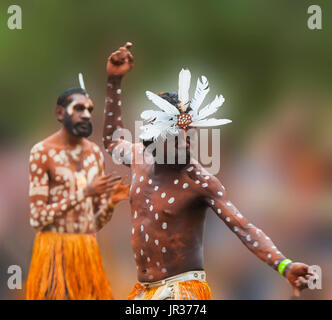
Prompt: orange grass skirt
<box><xmin>128</xmin><ymin>280</ymin><xmax>212</xmax><ymax>300</ymax></box>
<box><xmin>26</xmin><ymin>232</ymin><xmax>113</xmax><ymax>300</ymax></box>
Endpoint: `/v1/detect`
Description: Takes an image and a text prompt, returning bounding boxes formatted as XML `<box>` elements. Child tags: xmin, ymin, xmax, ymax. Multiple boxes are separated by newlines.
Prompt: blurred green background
<box><xmin>0</xmin><ymin>0</ymin><xmax>331</xmax><ymax>299</ymax></box>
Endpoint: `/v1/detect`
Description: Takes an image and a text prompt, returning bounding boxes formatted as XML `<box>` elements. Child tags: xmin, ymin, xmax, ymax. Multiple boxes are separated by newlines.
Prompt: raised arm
<box><xmin>103</xmin><ymin>42</ymin><xmax>135</xmax><ymax>166</ymax></box>
<box><xmin>194</xmin><ymin>168</ymin><xmax>312</xmax><ymax>295</ymax></box>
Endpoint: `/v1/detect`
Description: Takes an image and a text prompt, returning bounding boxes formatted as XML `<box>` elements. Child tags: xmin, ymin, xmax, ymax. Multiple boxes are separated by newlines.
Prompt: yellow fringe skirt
<box><xmin>26</xmin><ymin>232</ymin><xmax>113</xmax><ymax>300</ymax></box>
<box><xmin>128</xmin><ymin>280</ymin><xmax>212</xmax><ymax>300</ymax></box>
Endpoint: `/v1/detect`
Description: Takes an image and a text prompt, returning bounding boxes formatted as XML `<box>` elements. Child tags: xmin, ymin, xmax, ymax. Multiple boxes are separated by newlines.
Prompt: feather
<box><xmin>78</xmin><ymin>73</ymin><xmax>86</xmax><ymax>90</ymax></box>
<box><xmin>190</xmin><ymin>118</ymin><xmax>232</xmax><ymax>127</ymax></box>
<box><xmin>146</xmin><ymin>91</ymin><xmax>180</xmax><ymax>115</ymax></box>
<box><xmin>139</xmin><ymin>124</ymin><xmax>161</xmax><ymax>141</ymax></box>
<box><xmin>190</xmin><ymin>76</ymin><xmax>210</xmax><ymax>116</ymax></box>
<box><xmin>178</xmin><ymin>69</ymin><xmax>191</xmax><ymax>110</ymax></box>
<box><xmin>140</xmin><ymin>110</ymin><xmax>173</xmax><ymax>122</ymax></box>
<box><xmin>197</xmin><ymin>95</ymin><xmax>225</xmax><ymax>120</ymax></box>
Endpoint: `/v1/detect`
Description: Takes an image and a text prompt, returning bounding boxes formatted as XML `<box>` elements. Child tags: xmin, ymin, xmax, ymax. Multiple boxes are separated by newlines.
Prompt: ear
<box><xmin>55</xmin><ymin>105</ymin><xmax>65</xmax><ymax>122</ymax></box>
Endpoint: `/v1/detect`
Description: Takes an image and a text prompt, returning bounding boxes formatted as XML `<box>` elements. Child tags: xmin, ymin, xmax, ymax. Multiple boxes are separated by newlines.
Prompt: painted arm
<box><xmin>103</xmin><ymin>42</ymin><xmax>135</xmax><ymax>166</ymax></box>
<box><xmin>198</xmin><ymin>170</ymin><xmax>312</xmax><ymax>294</ymax></box>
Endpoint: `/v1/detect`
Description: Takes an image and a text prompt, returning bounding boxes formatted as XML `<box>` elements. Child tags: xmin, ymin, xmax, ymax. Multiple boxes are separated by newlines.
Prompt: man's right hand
<box><xmin>84</xmin><ymin>174</ymin><xmax>122</xmax><ymax>197</ymax></box>
<box><xmin>107</xmin><ymin>42</ymin><xmax>134</xmax><ymax>77</ymax></box>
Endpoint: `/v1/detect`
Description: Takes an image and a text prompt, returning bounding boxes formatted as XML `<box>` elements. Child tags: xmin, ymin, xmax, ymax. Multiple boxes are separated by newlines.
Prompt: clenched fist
<box><xmin>284</xmin><ymin>262</ymin><xmax>313</xmax><ymax>296</ymax></box>
<box><xmin>107</xmin><ymin>42</ymin><xmax>134</xmax><ymax>77</ymax></box>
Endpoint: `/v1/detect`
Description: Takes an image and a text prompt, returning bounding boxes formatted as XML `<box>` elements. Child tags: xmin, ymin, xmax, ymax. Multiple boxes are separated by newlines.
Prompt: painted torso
<box><xmin>29</xmin><ymin>133</ymin><xmax>106</xmax><ymax>234</ymax></box>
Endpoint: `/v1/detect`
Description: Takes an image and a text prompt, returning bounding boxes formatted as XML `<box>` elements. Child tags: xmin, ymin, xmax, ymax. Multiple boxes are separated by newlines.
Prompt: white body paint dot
<box><xmin>168</xmin><ymin>197</ymin><xmax>175</xmax><ymax>204</ymax></box>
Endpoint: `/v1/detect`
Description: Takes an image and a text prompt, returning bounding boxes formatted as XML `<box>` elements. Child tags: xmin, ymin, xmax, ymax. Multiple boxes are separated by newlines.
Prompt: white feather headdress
<box><xmin>140</xmin><ymin>69</ymin><xmax>231</xmax><ymax>141</ymax></box>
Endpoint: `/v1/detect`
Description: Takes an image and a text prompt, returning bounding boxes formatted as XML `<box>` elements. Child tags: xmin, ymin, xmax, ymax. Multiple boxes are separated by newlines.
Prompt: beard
<box><xmin>63</xmin><ymin>113</ymin><xmax>93</xmax><ymax>138</ymax></box>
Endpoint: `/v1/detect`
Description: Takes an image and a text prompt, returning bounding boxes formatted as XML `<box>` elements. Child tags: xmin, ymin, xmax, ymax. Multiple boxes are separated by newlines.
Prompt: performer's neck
<box><xmin>59</xmin><ymin>127</ymin><xmax>84</xmax><ymax>147</ymax></box>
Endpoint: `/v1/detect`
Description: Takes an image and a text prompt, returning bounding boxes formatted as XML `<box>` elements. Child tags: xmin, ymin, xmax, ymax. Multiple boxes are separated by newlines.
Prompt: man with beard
<box><xmin>26</xmin><ymin>85</ymin><xmax>129</xmax><ymax>300</ymax></box>
<box><xmin>103</xmin><ymin>43</ymin><xmax>313</xmax><ymax>300</ymax></box>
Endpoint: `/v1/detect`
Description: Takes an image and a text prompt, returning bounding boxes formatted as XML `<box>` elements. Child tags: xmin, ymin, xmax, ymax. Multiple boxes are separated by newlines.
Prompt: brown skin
<box><xmin>103</xmin><ymin>43</ymin><xmax>313</xmax><ymax>296</ymax></box>
<box><xmin>29</xmin><ymin>92</ymin><xmax>129</xmax><ymax>235</ymax></box>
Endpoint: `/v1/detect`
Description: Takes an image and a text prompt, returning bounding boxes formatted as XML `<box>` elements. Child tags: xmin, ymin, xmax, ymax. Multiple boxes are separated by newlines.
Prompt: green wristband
<box><xmin>278</xmin><ymin>259</ymin><xmax>292</xmax><ymax>275</ymax></box>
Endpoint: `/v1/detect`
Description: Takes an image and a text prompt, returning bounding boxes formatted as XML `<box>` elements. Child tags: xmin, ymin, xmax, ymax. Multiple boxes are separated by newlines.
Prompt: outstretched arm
<box><xmin>103</xmin><ymin>42</ymin><xmax>135</xmax><ymax>166</ymax></box>
<box><xmin>196</xmin><ymin>170</ymin><xmax>312</xmax><ymax>295</ymax></box>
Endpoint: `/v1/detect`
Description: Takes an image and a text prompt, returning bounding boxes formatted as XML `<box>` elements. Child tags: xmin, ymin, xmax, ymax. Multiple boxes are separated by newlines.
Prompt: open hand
<box><xmin>84</xmin><ymin>174</ymin><xmax>122</xmax><ymax>197</ymax></box>
<box><xmin>110</xmin><ymin>176</ymin><xmax>130</xmax><ymax>204</ymax></box>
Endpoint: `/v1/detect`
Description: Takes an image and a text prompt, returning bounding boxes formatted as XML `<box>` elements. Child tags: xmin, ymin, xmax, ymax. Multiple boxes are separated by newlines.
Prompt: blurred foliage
<box><xmin>0</xmin><ymin>0</ymin><xmax>331</xmax><ymax>143</ymax></box>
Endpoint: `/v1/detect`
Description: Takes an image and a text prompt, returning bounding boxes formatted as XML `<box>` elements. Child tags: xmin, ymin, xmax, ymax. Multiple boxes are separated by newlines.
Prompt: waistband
<box><xmin>139</xmin><ymin>270</ymin><xmax>206</xmax><ymax>289</ymax></box>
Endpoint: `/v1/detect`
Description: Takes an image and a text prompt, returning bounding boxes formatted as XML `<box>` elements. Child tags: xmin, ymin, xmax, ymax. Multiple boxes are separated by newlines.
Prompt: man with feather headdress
<box><xmin>103</xmin><ymin>42</ymin><xmax>313</xmax><ymax>300</ymax></box>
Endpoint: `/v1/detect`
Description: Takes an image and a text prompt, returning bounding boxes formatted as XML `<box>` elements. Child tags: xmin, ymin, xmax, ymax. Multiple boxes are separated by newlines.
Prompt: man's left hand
<box><xmin>284</xmin><ymin>262</ymin><xmax>313</xmax><ymax>296</ymax></box>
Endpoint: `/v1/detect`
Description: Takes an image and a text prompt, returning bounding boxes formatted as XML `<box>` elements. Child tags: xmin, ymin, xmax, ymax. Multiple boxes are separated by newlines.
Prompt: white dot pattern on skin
<box><xmin>187</xmin><ymin>166</ymin><xmax>194</xmax><ymax>172</ymax></box>
<box><xmin>161</xmin><ymin>268</ymin><xmax>167</xmax><ymax>273</ymax></box>
<box><xmin>183</xmin><ymin>183</ymin><xmax>188</xmax><ymax>189</ymax></box>
<box><xmin>154</xmin><ymin>186</ymin><xmax>159</xmax><ymax>191</ymax></box>
<box><xmin>161</xmin><ymin>247</ymin><xmax>167</xmax><ymax>253</ymax></box>
<box><xmin>156</xmin><ymin>262</ymin><xmax>160</xmax><ymax>267</ymax></box>
<box><xmin>226</xmin><ymin>201</ymin><xmax>232</xmax><ymax>207</ymax></box>
<box><xmin>136</xmin><ymin>187</ymin><xmax>140</xmax><ymax>194</ymax></box>
<box><xmin>234</xmin><ymin>226</ymin><xmax>238</xmax><ymax>232</ymax></box>
<box><xmin>118</xmin><ymin>101</ymin><xmax>122</xmax><ymax>106</ymax></box>
<box><xmin>140</xmin><ymin>249</ymin><xmax>144</xmax><ymax>256</ymax></box>
<box><xmin>155</xmin><ymin>239</ymin><xmax>159</xmax><ymax>246</ymax></box>
<box><xmin>145</xmin><ymin>234</ymin><xmax>149</xmax><ymax>242</ymax></box>
<box><xmin>161</xmin><ymin>193</ymin><xmax>166</xmax><ymax>198</ymax></box>
<box><xmin>162</xmin><ymin>222</ymin><xmax>167</xmax><ymax>230</ymax></box>
<box><xmin>139</xmin><ymin>176</ymin><xmax>144</xmax><ymax>182</ymax></box>
<box><xmin>155</xmin><ymin>213</ymin><xmax>159</xmax><ymax>220</ymax></box>
<box><xmin>246</xmin><ymin>235</ymin><xmax>251</xmax><ymax>241</ymax></box>
<box><xmin>174</xmin><ymin>179</ymin><xmax>179</xmax><ymax>184</ymax></box>
<box><xmin>211</xmin><ymin>200</ymin><xmax>215</xmax><ymax>205</ymax></box>
<box><xmin>217</xmin><ymin>209</ymin><xmax>221</xmax><ymax>214</ymax></box>
<box><xmin>268</xmin><ymin>253</ymin><xmax>272</xmax><ymax>259</ymax></box>
<box><xmin>116</xmin><ymin>89</ymin><xmax>121</xmax><ymax>94</ymax></box>
<box><xmin>253</xmin><ymin>241</ymin><xmax>259</xmax><ymax>247</ymax></box>
<box><xmin>147</xmin><ymin>257</ymin><xmax>151</xmax><ymax>262</ymax></box>
<box><xmin>134</xmin><ymin>211</ymin><xmax>137</xmax><ymax>219</ymax></box>
<box><xmin>226</xmin><ymin>217</ymin><xmax>230</xmax><ymax>222</ymax></box>
<box><xmin>146</xmin><ymin>199</ymin><xmax>149</xmax><ymax>204</ymax></box>
<box><xmin>236</xmin><ymin>213</ymin><xmax>243</xmax><ymax>219</ymax></box>
<box><xmin>196</xmin><ymin>171</ymin><xmax>201</xmax><ymax>175</ymax></box>
<box><xmin>148</xmin><ymin>179</ymin><xmax>152</xmax><ymax>184</ymax></box>
<box><xmin>218</xmin><ymin>191</ymin><xmax>223</xmax><ymax>196</ymax></box>
<box><xmin>168</xmin><ymin>197</ymin><xmax>175</xmax><ymax>204</ymax></box>
<box><xmin>140</xmin><ymin>225</ymin><xmax>144</xmax><ymax>232</ymax></box>
<box><xmin>195</xmin><ymin>180</ymin><xmax>200</xmax><ymax>184</ymax></box>
<box><xmin>132</xmin><ymin>228</ymin><xmax>135</xmax><ymax>234</ymax></box>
